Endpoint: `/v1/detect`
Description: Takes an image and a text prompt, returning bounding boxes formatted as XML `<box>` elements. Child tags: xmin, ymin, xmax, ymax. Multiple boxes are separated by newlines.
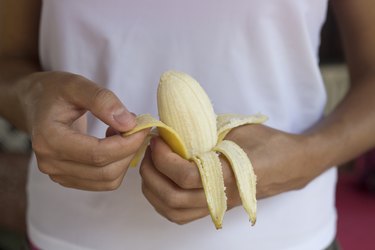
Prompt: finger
<box><xmin>106</xmin><ymin>126</ymin><xmax>120</xmax><ymax>137</ymax></box>
<box><xmin>38</xmin><ymin>156</ymin><xmax>132</xmax><ymax>182</ymax></box>
<box><xmin>36</xmin><ymin>126</ymin><xmax>149</xmax><ymax>166</ymax></box>
<box><xmin>142</xmin><ymin>181</ymin><xmax>209</xmax><ymax>225</ymax></box>
<box><xmin>62</xmin><ymin>76</ymin><xmax>136</xmax><ymax>132</ymax></box>
<box><xmin>140</xmin><ymin>150</ymin><xmax>207</xmax><ymax>209</ymax></box>
<box><xmin>50</xmin><ymin>169</ymin><xmax>126</xmax><ymax>191</ymax></box>
<box><xmin>150</xmin><ymin>137</ymin><xmax>202</xmax><ymax>189</ymax></box>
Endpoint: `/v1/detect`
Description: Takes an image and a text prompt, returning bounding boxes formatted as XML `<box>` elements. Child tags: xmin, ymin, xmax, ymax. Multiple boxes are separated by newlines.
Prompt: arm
<box><xmin>0</xmin><ymin>0</ymin><xmax>149</xmax><ymax>191</ymax></box>
<box><xmin>139</xmin><ymin>0</ymin><xmax>375</xmax><ymax>224</ymax></box>
<box><xmin>307</xmin><ymin>0</ymin><xmax>375</xmax><ymax>169</ymax></box>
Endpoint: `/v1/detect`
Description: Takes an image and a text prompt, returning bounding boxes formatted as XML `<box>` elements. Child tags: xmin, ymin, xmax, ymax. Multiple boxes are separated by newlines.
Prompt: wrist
<box><xmin>301</xmin><ymin>134</ymin><xmax>329</xmax><ymax>174</ymax></box>
<box><xmin>303</xmin><ymin>112</ymin><xmax>364</xmax><ymax>173</ymax></box>
<box><xmin>227</xmin><ymin>124</ymin><xmax>324</xmax><ymax>196</ymax></box>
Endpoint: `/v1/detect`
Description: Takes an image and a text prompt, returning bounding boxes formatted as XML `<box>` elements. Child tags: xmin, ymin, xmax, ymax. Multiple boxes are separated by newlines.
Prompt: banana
<box><xmin>124</xmin><ymin>71</ymin><xmax>267</xmax><ymax>229</ymax></box>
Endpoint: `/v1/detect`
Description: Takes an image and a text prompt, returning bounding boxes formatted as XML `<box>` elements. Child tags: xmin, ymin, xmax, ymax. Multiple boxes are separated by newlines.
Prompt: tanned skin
<box><xmin>1</xmin><ymin>0</ymin><xmax>375</xmax><ymax>224</ymax></box>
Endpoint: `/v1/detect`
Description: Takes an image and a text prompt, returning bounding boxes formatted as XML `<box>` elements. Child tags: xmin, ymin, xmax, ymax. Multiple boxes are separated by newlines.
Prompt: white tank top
<box><xmin>28</xmin><ymin>1</ymin><xmax>337</xmax><ymax>249</ymax></box>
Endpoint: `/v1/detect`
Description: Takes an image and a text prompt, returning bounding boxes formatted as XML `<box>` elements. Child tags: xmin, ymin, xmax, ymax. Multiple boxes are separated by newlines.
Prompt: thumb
<box><xmin>66</xmin><ymin>77</ymin><xmax>136</xmax><ymax>132</ymax></box>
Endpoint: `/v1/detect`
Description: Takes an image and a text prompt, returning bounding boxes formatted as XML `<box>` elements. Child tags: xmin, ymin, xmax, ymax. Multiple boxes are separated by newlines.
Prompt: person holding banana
<box><xmin>1</xmin><ymin>0</ymin><xmax>374</xmax><ymax>249</ymax></box>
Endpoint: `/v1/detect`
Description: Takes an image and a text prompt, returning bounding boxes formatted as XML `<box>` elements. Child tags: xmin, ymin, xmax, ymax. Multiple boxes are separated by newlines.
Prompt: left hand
<box><xmin>139</xmin><ymin>137</ymin><xmax>242</xmax><ymax>225</ymax></box>
<box><xmin>225</xmin><ymin>124</ymin><xmax>320</xmax><ymax>199</ymax></box>
<box><xmin>140</xmin><ymin>124</ymin><xmax>319</xmax><ymax>225</ymax></box>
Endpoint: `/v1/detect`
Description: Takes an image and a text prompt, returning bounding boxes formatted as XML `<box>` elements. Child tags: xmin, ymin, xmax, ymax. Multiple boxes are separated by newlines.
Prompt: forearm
<box><xmin>306</xmin><ymin>0</ymin><xmax>375</xmax><ymax>173</ymax></box>
<box><xmin>1</xmin><ymin>0</ymin><xmax>42</xmax><ymax>132</ymax></box>
<box><xmin>306</xmin><ymin>75</ymin><xmax>375</xmax><ymax>172</ymax></box>
<box><xmin>0</xmin><ymin>57</ymin><xmax>41</xmax><ymax>132</ymax></box>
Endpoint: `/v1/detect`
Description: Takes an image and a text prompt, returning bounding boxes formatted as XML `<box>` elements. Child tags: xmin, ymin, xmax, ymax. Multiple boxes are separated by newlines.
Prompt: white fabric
<box><xmin>28</xmin><ymin>0</ymin><xmax>337</xmax><ymax>249</ymax></box>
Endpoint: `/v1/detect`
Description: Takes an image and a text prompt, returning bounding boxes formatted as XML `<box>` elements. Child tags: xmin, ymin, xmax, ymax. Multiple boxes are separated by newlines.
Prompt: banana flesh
<box><xmin>124</xmin><ymin>71</ymin><xmax>267</xmax><ymax>229</ymax></box>
<box><xmin>158</xmin><ymin>71</ymin><xmax>218</xmax><ymax>158</ymax></box>
<box><xmin>214</xmin><ymin>140</ymin><xmax>257</xmax><ymax>225</ymax></box>
<box><xmin>192</xmin><ymin>152</ymin><xmax>226</xmax><ymax>229</ymax></box>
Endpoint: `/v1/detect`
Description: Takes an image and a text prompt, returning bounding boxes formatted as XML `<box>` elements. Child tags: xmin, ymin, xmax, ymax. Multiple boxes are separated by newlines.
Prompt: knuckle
<box><xmin>92</xmin><ymin>87</ymin><xmax>115</xmax><ymax>107</ymax></box>
<box><xmin>141</xmin><ymin>183</ymin><xmax>151</xmax><ymax>200</ymax></box>
<box><xmin>139</xmin><ymin>163</ymin><xmax>147</xmax><ymax>178</ymax></box>
<box><xmin>105</xmin><ymin>180</ymin><xmax>122</xmax><ymax>191</ymax></box>
<box><xmin>35</xmin><ymin>156</ymin><xmax>57</xmax><ymax>175</ymax></box>
<box><xmin>63</xmin><ymin>73</ymin><xmax>91</xmax><ymax>89</ymax></box>
<box><xmin>61</xmin><ymin>74</ymin><xmax>87</xmax><ymax>92</ymax></box>
<box><xmin>31</xmin><ymin>134</ymin><xmax>49</xmax><ymax>156</ymax></box>
<box><xmin>164</xmin><ymin>190</ymin><xmax>182</xmax><ymax>208</ymax></box>
<box><xmin>100</xmin><ymin>165</ymin><xmax>123</xmax><ymax>182</ymax></box>
<box><xmin>90</xmin><ymin>148</ymin><xmax>109</xmax><ymax>166</ymax></box>
<box><xmin>49</xmin><ymin>175</ymin><xmax>60</xmax><ymax>183</ymax></box>
<box><xmin>49</xmin><ymin>176</ymin><xmax>71</xmax><ymax>190</ymax></box>
<box><xmin>166</xmin><ymin>211</ymin><xmax>186</xmax><ymax>225</ymax></box>
<box><xmin>179</xmin><ymin>168</ymin><xmax>200</xmax><ymax>189</ymax></box>
<box><xmin>31</xmin><ymin>125</ymin><xmax>61</xmax><ymax>159</ymax></box>
<box><xmin>37</xmin><ymin>161</ymin><xmax>51</xmax><ymax>174</ymax></box>
<box><xmin>63</xmin><ymin>72</ymin><xmax>85</xmax><ymax>83</ymax></box>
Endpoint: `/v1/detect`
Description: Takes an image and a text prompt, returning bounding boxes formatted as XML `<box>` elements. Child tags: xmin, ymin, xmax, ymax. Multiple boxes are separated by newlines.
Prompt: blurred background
<box><xmin>1</xmin><ymin>5</ymin><xmax>374</xmax><ymax>250</ymax></box>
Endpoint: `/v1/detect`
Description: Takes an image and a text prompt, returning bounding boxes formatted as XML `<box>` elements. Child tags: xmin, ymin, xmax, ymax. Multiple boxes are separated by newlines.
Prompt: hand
<box><xmin>139</xmin><ymin>137</ymin><xmax>241</xmax><ymax>225</ymax></box>
<box><xmin>225</xmin><ymin>124</ymin><xmax>319</xmax><ymax>199</ymax></box>
<box><xmin>22</xmin><ymin>71</ymin><xmax>149</xmax><ymax>191</ymax></box>
<box><xmin>140</xmin><ymin>124</ymin><xmax>317</xmax><ymax>225</ymax></box>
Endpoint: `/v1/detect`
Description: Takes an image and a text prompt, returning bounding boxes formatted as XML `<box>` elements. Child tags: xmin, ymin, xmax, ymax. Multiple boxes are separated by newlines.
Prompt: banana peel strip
<box><xmin>192</xmin><ymin>151</ymin><xmax>227</xmax><ymax>229</ymax></box>
<box><xmin>214</xmin><ymin>140</ymin><xmax>257</xmax><ymax>225</ymax></box>
<box><xmin>123</xmin><ymin>114</ymin><xmax>189</xmax><ymax>160</ymax></box>
<box><xmin>217</xmin><ymin>113</ymin><xmax>268</xmax><ymax>142</ymax></box>
<box><xmin>129</xmin><ymin>135</ymin><xmax>152</xmax><ymax>167</ymax></box>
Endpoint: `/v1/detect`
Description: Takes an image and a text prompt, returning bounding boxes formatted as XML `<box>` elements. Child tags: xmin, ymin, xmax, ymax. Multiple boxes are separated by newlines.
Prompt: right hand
<box><xmin>21</xmin><ymin>71</ymin><xmax>148</xmax><ymax>191</ymax></box>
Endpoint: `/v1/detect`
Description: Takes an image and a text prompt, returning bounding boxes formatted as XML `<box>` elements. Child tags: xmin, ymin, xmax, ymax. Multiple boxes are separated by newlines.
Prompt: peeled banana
<box><xmin>124</xmin><ymin>71</ymin><xmax>267</xmax><ymax>229</ymax></box>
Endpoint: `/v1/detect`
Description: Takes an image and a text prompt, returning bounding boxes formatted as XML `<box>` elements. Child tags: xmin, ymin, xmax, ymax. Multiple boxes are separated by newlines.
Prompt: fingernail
<box><xmin>113</xmin><ymin>109</ymin><xmax>135</xmax><ymax>126</ymax></box>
